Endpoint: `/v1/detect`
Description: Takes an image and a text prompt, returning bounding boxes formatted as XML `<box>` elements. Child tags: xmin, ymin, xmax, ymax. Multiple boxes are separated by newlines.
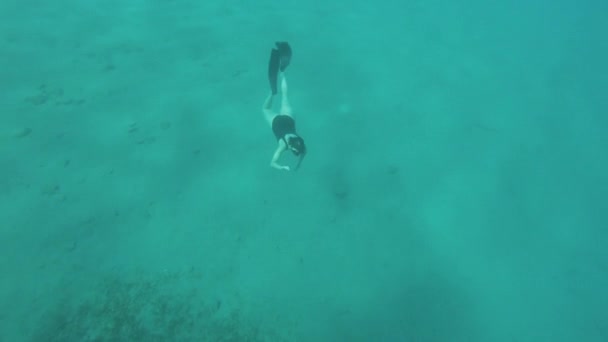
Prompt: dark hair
<box><xmin>288</xmin><ymin>136</ymin><xmax>306</xmax><ymax>156</ymax></box>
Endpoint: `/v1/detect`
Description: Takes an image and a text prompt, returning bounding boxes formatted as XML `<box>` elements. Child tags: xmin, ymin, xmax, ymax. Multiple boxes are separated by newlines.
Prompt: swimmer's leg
<box><xmin>280</xmin><ymin>74</ymin><xmax>292</xmax><ymax>117</ymax></box>
<box><xmin>268</xmin><ymin>48</ymin><xmax>280</xmax><ymax>95</ymax></box>
<box><xmin>268</xmin><ymin>42</ymin><xmax>291</xmax><ymax>95</ymax></box>
<box><xmin>263</xmin><ymin>93</ymin><xmax>277</xmax><ymax>126</ymax></box>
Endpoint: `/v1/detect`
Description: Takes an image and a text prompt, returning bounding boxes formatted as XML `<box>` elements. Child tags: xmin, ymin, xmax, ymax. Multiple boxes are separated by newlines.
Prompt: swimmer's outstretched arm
<box><xmin>294</xmin><ymin>153</ymin><xmax>305</xmax><ymax>171</ymax></box>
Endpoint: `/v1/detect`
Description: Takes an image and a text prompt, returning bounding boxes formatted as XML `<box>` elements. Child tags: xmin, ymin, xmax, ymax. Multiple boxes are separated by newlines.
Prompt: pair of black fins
<box><xmin>268</xmin><ymin>42</ymin><xmax>292</xmax><ymax>95</ymax></box>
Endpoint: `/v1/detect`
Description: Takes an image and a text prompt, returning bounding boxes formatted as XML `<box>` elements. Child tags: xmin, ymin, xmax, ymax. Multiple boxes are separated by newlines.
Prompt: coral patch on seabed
<box><xmin>31</xmin><ymin>270</ymin><xmax>292</xmax><ymax>342</ymax></box>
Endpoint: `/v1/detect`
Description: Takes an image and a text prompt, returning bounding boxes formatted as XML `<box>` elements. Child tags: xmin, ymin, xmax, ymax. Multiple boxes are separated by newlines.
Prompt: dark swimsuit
<box><xmin>272</xmin><ymin>115</ymin><xmax>296</xmax><ymax>144</ymax></box>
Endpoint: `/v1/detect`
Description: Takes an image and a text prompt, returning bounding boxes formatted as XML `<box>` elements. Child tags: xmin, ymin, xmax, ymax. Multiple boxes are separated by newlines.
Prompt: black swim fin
<box><xmin>268</xmin><ymin>42</ymin><xmax>292</xmax><ymax>95</ymax></box>
<box><xmin>268</xmin><ymin>48</ymin><xmax>280</xmax><ymax>95</ymax></box>
<box><xmin>276</xmin><ymin>42</ymin><xmax>292</xmax><ymax>71</ymax></box>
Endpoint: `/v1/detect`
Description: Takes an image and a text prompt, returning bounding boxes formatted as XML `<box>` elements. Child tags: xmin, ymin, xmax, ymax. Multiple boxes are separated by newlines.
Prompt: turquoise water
<box><xmin>1</xmin><ymin>0</ymin><xmax>606</xmax><ymax>341</ymax></box>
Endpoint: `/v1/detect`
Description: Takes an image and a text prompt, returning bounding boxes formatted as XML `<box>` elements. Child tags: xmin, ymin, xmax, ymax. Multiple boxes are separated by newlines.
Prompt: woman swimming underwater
<box><xmin>262</xmin><ymin>42</ymin><xmax>306</xmax><ymax>171</ymax></box>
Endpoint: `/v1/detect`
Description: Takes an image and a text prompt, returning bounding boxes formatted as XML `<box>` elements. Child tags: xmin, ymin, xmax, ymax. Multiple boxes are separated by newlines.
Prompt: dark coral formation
<box><xmin>31</xmin><ymin>270</ymin><xmax>288</xmax><ymax>342</ymax></box>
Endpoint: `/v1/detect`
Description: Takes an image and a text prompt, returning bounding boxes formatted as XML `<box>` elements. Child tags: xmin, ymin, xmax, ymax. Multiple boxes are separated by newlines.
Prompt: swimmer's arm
<box><xmin>294</xmin><ymin>153</ymin><xmax>305</xmax><ymax>171</ymax></box>
<box><xmin>270</xmin><ymin>144</ymin><xmax>289</xmax><ymax>171</ymax></box>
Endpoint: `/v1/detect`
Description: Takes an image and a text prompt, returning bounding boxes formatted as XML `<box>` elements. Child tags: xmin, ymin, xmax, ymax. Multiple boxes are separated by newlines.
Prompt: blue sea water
<box><xmin>1</xmin><ymin>0</ymin><xmax>606</xmax><ymax>341</ymax></box>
